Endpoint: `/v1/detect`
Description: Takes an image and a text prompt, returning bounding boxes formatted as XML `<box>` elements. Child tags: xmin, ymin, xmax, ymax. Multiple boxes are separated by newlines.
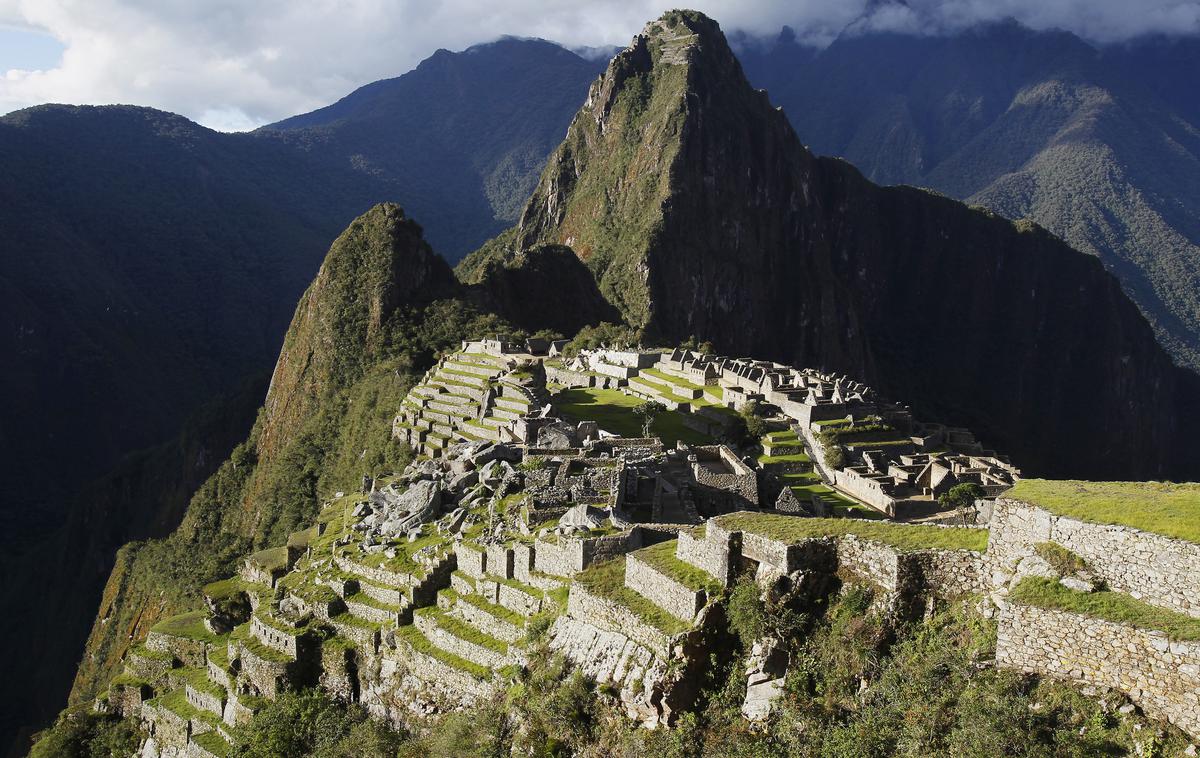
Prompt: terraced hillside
<box><xmin>393</xmin><ymin>348</ymin><xmax>547</xmax><ymax>456</ymax></box>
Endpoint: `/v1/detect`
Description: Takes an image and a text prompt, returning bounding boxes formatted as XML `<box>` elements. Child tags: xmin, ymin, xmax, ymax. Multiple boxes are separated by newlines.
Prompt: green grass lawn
<box><xmin>716</xmin><ymin>512</ymin><xmax>988</xmax><ymax>551</ymax></box>
<box><xmin>1007</xmin><ymin>480</ymin><xmax>1200</xmax><ymax>544</ymax></box>
<box><xmin>1010</xmin><ymin>577</ymin><xmax>1200</xmax><ymax>639</ymax></box>
<box><xmin>551</xmin><ymin>387</ymin><xmax>712</xmax><ymax>446</ymax></box>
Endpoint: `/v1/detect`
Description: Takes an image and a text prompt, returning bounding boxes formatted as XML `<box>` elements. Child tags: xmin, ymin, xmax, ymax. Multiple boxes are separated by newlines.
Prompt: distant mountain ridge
<box><xmin>737</xmin><ymin>21</ymin><xmax>1200</xmax><ymax>370</ymax></box>
<box><xmin>259</xmin><ymin>37</ymin><xmax>603</xmax><ymax>258</ymax></box>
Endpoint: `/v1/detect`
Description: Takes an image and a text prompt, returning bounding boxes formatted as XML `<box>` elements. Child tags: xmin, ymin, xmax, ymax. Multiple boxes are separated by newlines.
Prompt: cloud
<box><xmin>0</xmin><ymin>0</ymin><xmax>1197</xmax><ymax>132</ymax></box>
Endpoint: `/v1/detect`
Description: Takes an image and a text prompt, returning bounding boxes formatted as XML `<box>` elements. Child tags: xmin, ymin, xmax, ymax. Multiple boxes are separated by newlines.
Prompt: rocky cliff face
<box><xmin>510</xmin><ymin>10</ymin><xmax>1200</xmax><ymax>481</ymax></box>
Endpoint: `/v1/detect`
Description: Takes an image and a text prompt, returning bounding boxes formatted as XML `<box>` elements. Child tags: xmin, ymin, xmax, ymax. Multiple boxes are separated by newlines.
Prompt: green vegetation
<box><xmin>574</xmin><ymin>558</ymin><xmax>689</xmax><ymax>635</ymax></box>
<box><xmin>227</xmin><ymin>688</ymin><xmax>404</xmax><ymax>758</ymax></box>
<box><xmin>1010</xmin><ymin>577</ymin><xmax>1200</xmax><ymax>640</ymax></box>
<box><xmin>28</xmin><ymin>707</ymin><xmax>142</xmax><ymax>758</ymax></box>
<box><xmin>1033</xmin><ymin>542</ymin><xmax>1089</xmax><ymax>577</ymax></box>
<box><xmin>1007</xmin><ymin>480</ymin><xmax>1200</xmax><ymax>544</ymax></box>
<box><xmin>558</xmin><ymin>322</ymin><xmax>643</xmax><ymax>357</ymax></box>
<box><xmin>716</xmin><ymin>513</ymin><xmax>988</xmax><ymax>552</ymax></box>
<box><xmin>938</xmin><ymin>482</ymin><xmax>985</xmax><ymax>511</ymax></box>
<box><xmin>551</xmin><ymin>387</ymin><xmax>711</xmax><ymax>446</ymax></box>
<box><xmin>455</xmin><ymin>589</ymin><xmax>526</xmax><ymax>627</ymax></box>
<box><xmin>192</xmin><ymin>731</ymin><xmax>231</xmax><ymax>757</ymax></box>
<box><xmin>151</xmin><ymin>610</ymin><xmax>220</xmax><ymax>644</ymax></box>
<box><xmin>632</xmin><ymin>540</ymin><xmax>722</xmax><ymax>594</ymax></box>
<box><xmin>633</xmin><ymin>400</ymin><xmax>667</xmax><ymax>437</ymax></box>
<box><xmin>417</xmin><ymin>607</ymin><xmax>509</xmax><ymax>654</ymax></box>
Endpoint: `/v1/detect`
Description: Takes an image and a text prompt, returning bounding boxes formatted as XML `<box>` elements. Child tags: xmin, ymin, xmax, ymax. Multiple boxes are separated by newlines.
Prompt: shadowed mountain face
<box><xmin>737</xmin><ymin>22</ymin><xmax>1200</xmax><ymax>372</ymax></box>
<box><xmin>479</xmin><ymin>10</ymin><xmax>1200</xmax><ymax>481</ymax></box>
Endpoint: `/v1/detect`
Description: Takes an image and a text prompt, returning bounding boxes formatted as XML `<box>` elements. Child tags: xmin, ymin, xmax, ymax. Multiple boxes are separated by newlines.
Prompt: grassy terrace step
<box><xmin>396</xmin><ymin>624</ymin><xmax>490</xmax><ymax>679</ymax></box>
<box><xmin>346</xmin><ymin>590</ymin><xmax>406</xmax><ymax>615</ymax></box>
<box><xmin>715</xmin><ymin>513</ymin><xmax>988</xmax><ymax>551</ymax></box>
<box><xmin>574</xmin><ymin>558</ymin><xmax>689</xmax><ymax>636</ymax></box>
<box><xmin>1010</xmin><ymin>577</ymin><xmax>1200</xmax><ymax>639</ymax></box>
<box><xmin>631</xmin><ymin>540</ymin><xmax>722</xmax><ymax>593</ymax></box>
<box><xmin>642</xmin><ymin>367</ymin><xmax>705</xmax><ymax>392</ymax></box>
<box><xmin>152</xmin><ymin>610</ymin><xmax>220</xmax><ymax>644</ymax></box>
<box><xmin>131</xmin><ymin>643</ymin><xmax>175</xmax><ymax>662</ymax></box>
<box><xmin>192</xmin><ymin>730</ymin><xmax>231</xmax><ymax>757</ymax></box>
<box><xmin>171</xmin><ymin>666</ymin><xmax>227</xmax><ymax>701</ymax></box>
<box><xmin>1006</xmin><ymin>480</ymin><xmax>1200</xmax><ymax>544</ymax></box>
<box><xmin>415</xmin><ymin>606</ymin><xmax>510</xmax><ymax>655</ymax></box>
<box><xmin>453</xmin><ymin>588</ymin><xmax>527</xmax><ymax>627</ymax></box>
<box><xmin>147</xmin><ymin>687</ymin><xmax>204</xmax><ymax>721</ymax></box>
<box><xmin>231</xmin><ymin>623</ymin><xmax>294</xmax><ymax>663</ymax></box>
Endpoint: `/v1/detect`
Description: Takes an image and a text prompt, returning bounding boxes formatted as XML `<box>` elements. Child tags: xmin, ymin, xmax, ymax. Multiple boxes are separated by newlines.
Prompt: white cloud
<box><xmin>0</xmin><ymin>0</ymin><xmax>1196</xmax><ymax>131</ymax></box>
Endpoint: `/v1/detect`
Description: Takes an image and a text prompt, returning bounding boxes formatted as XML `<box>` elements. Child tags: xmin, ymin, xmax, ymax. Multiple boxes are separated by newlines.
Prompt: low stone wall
<box><xmin>740</xmin><ymin>532</ymin><xmax>836</xmax><ymax>575</ymax></box>
<box><xmin>143</xmin><ymin>700</ymin><xmax>190</xmax><ymax>751</ymax></box>
<box><xmin>677</xmin><ymin>527</ymin><xmax>738</xmax><ymax>585</ymax></box>
<box><xmin>535</xmin><ymin>531</ymin><xmax>642</xmax><ymax>577</ymax></box>
<box><xmin>413</xmin><ymin>612</ymin><xmax>509</xmax><ymax>669</ymax></box>
<box><xmin>146</xmin><ymin>631</ymin><xmax>207</xmax><ymax>668</ymax></box>
<box><xmin>390</xmin><ymin>637</ymin><xmax>492</xmax><ymax>703</ymax></box>
<box><xmin>831</xmin><ymin>469</ymin><xmax>896</xmax><ymax>516</ymax></box>
<box><xmin>836</xmin><ymin>536</ymin><xmax>904</xmax><ymax>591</ymax></box>
<box><xmin>335</xmin><ymin>554</ymin><xmax>420</xmax><ymax>590</ymax></box>
<box><xmin>185</xmin><ymin>682</ymin><xmax>224</xmax><ymax>716</ymax></box>
<box><xmin>625</xmin><ymin>553</ymin><xmax>705</xmax><ymax>621</ymax></box>
<box><xmin>990</xmin><ymin>499</ymin><xmax>1200</xmax><ymax>617</ymax></box>
<box><xmin>913</xmin><ymin>548</ymin><xmax>990</xmax><ymax>599</ymax></box>
<box><xmin>453</xmin><ymin>601</ymin><xmax>523</xmax><ymax>643</ymax></box>
<box><xmin>486</xmin><ymin>544</ymin><xmax>514</xmax><ymax>579</ymax></box>
<box><xmin>252</xmin><ymin>615</ymin><xmax>301</xmax><ymax>658</ymax></box>
<box><xmin>567</xmin><ymin>584</ymin><xmax>672</xmax><ymax>656</ymax></box>
<box><xmin>690</xmin><ymin>446</ymin><xmax>757</xmax><ymax>507</ymax></box>
<box><xmin>235</xmin><ymin>641</ymin><xmax>293</xmax><ymax>698</ymax></box>
<box><xmin>497</xmin><ymin>583</ymin><xmax>544</xmax><ymax>616</ymax></box>
<box><xmin>998</xmin><ymin>602</ymin><xmax>1200</xmax><ymax>738</ymax></box>
<box><xmin>512</xmin><ymin>543</ymin><xmax>536</xmax><ymax>582</ymax></box>
<box><xmin>455</xmin><ymin>542</ymin><xmax>487</xmax><ymax>579</ymax></box>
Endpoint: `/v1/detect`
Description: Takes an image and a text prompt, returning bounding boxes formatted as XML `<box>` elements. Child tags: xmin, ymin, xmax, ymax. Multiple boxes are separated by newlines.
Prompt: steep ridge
<box><xmin>66</xmin><ymin>203</ymin><xmax>469</xmax><ymax>714</ymax></box>
<box><xmin>491</xmin><ymin>10</ymin><xmax>1200</xmax><ymax>481</ymax></box>
<box><xmin>737</xmin><ymin>23</ymin><xmax>1200</xmax><ymax>371</ymax></box>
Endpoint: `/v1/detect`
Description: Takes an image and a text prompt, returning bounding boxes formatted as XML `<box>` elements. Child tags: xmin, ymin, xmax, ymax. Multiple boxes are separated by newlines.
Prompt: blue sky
<box><xmin>0</xmin><ymin>25</ymin><xmax>63</xmax><ymax>71</ymax></box>
<box><xmin>1</xmin><ymin>0</ymin><xmax>1198</xmax><ymax>132</ymax></box>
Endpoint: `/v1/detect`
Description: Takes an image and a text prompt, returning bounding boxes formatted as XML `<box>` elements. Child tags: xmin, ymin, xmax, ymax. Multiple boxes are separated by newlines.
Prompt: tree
<box><xmin>634</xmin><ymin>400</ymin><xmax>666</xmax><ymax>437</ymax></box>
<box><xmin>938</xmin><ymin>482</ymin><xmax>985</xmax><ymax>522</ymax></box>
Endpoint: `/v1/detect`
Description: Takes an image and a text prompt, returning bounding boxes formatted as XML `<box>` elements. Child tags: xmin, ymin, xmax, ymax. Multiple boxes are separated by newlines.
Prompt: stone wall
<box><xmin>567</xmin><ymin>585</ymin><xmax>672</xmax><ymax>656</ymax></box>
<box><xmin>534</xmin><ymin>531</ymin><xmax>643</xmax><ymax>577</ymax></box>
<box><xmin>677</xmin><ymin>527</ymin><xmax>738</xmax><ymax>585</ymax></box>
<box><xmin>990</xmin><ymin>499</ymin><xmax>1200</xmax><ymax>617</ymax></box>
<box><xmin>998</xmin><ymin>603</ymin><xmax>1200</xmax><ymax>737</ymax></box>
<box><xmin>690</xmin><ymin>446</ymin><xmax>758</xmax><ymax>507</ymax></box>
<box><xmin>625</xmin><ymin>553</ymin><xmax>706</xmax><ymax>621</ymax></box>
<box><xmin>252</xmin><ymin>615</ymin><xmax>301</xmax><ymax>658</ymax></box>
<box><xmin>831</xmin><ymin>469</ymin><xmax>896</xmax><ymax>516</ymax></box>
<box><xmin>143</xmin><ymin>701</ymin><xmax>190</xmax><ymax>751</ymax></box>
<box><xmin>455</xmin><ymin>542</ymin><xmax>488</xmax><ymax>579</ymax></box>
